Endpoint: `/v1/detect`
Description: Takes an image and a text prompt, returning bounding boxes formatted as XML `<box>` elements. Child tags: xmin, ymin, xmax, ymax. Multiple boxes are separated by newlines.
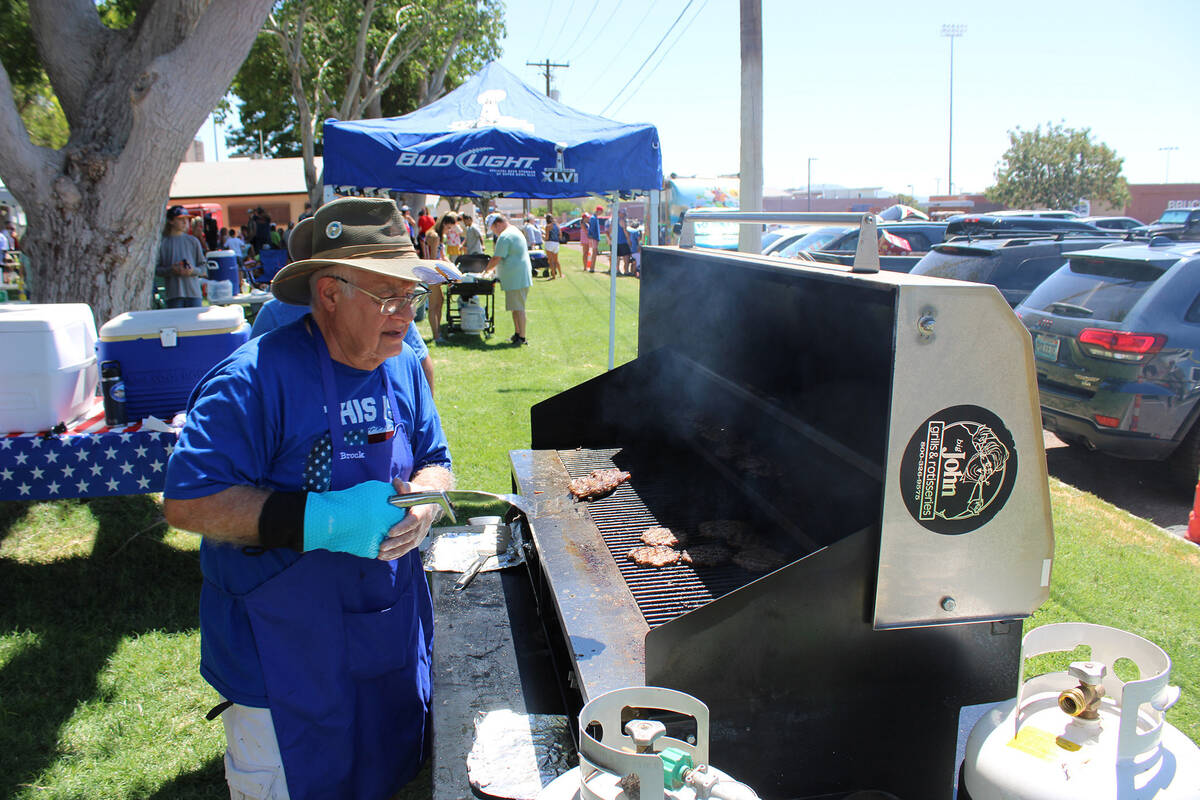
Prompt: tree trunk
<box><xmin>0</xmin><ymin>0</ymin><xmax>273</xmax><ymax>326</ymax></box>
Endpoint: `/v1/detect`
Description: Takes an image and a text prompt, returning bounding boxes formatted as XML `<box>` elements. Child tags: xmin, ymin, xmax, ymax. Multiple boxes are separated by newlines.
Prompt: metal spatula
<box><xmin>387</xmin><ymin>489</ymin><xmax>535</xmax><ymax>522</ymax></box>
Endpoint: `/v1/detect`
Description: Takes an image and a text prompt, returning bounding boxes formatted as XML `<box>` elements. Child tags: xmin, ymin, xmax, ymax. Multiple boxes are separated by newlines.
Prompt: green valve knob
<box><xmin>659</xmin><ymin>747</ymin><xmax>693</xmax><ymax>790</ymax></box>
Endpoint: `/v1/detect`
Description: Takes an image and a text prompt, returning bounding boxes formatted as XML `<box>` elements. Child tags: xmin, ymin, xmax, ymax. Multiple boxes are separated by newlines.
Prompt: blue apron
<box><xmin>241</xmin><ymin>326</ymin><xmax>434</xmax><ymax>799</ymax></box>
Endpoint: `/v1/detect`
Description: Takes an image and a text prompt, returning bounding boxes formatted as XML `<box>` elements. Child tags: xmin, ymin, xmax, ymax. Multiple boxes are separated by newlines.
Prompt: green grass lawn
<box><xmin>0</xmin><ymin>243</ymin><xmax>1197</xmax><ymax>797</ymax></box>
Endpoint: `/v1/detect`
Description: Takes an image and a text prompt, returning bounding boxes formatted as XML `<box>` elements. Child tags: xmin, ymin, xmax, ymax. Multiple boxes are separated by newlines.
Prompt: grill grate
<box><xmin>558</xmin><ymin>447</ymin><xmax>757</xmax><ymax>628</ymax></box>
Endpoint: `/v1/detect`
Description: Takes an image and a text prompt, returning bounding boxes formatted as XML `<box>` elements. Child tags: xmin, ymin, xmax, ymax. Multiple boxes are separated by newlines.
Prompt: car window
<box><xmin>1021</xmin><ymin>257</ymin><xmax>1167</xmax><ymax>323</ymax></box>
<box><xmin>910</xmin><ymin>248</ymin><xmax>999</xmax><ymax>281</ymax></box>
<box><xmin>1000</xmin><ymin>256</ymin><xmax>1069</xmax><ymax>291</ymax></box>
<box><xmin>777</xmin><ymin>227</ymin><xmax>850</xmax><ymax>258</ymax></box>
<box><xmin>827</xmin><ymin>231</ymin><xmax>859</xmax><ymax>251</ymax></box>
<box><xmin>1185</xmin><ymin>291</ymin><xmax>1200</xmax><ymax>324</ymax></box>
<box><xmin>903</xmin><ymin>233</ymin><xmax>932</xmax><ymax>251</ymax></box>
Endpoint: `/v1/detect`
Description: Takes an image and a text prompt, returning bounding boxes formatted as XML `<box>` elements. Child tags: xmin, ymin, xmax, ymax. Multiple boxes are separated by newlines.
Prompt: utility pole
<box><xmin>1159</xmin><ymin>146</ymin><xmax>1179</xmax><ymax>183</ymax></box>
<box><xmin>738</xmin><ymin>0</ymin><xmax>763</xmax><ymax>253</ymax></box>
<box><xmin>526</xmin><ymin>59</ymin><xmax>570</xmax><ymax>97</ymax></box>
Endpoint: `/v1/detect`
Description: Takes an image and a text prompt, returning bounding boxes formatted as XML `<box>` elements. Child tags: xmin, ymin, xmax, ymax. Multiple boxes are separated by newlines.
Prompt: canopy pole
<box><xmin>648</xmin><ymin>189</ymin><xmax>660</xmax><ymax>246</ymax></box>
<box><xmin>607</xmin><ymin>196</ymin><xmax>620</xmax><ymax>371</ymax></box>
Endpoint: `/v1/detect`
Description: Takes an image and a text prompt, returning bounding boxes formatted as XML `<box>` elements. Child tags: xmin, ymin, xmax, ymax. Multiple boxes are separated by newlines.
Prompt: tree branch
<box><xmin>338</xmin><ymin>0</ymin><xmax>377</xmax><ymax>121</ymax></box>
<box><xmin>27</xmin><ymin>0</ymin><xmax>108</xmax><ymax>122</ymax></box>
<box><xmin>0</xmin><ymin>58</ymin><xmax>61</xmax><ymax>208</ymax></box>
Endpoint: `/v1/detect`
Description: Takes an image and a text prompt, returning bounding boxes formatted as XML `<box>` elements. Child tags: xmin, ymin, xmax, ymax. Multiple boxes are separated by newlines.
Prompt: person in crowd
<box><xmin>579</xmin><ymin>211</ymin><xmax>592</xmax><ymax>271</ymax></box>
<box><xmin>270</xmin><ymin>223</ymin><xmax>283</xmax><ymax>249</ymax></box>
<box><xmin>423</xmin><ymin>213</ymin><xmax>457</xmax><ymax>344</ymax></box>
<box><xmin>203</xmin><ymin>211</ymin><xmax>219</xmax><ymax>251</ymax></box>
<box><xmin>283</xmin><ymin>221</ymin><xmax>294</xmax><ymax>249</ymax></box>
<box><xmin>4</xmin><ymin>222</ymin><xmax>19</xmax><ymax>251</ymax></box>
<box><xmin>252</xmin><ymin>208</ymin><xmax>273</xmax><ymax>253</ymax></box>
<box><xmin>297</xmin><ymin>201</ymin><xmax>314</xmax><ymax>221</ymax></box>
<box><xmin>485</xmin><ymin>213</ymin><xmax>533</xmax><ymax>345</ymax></box>
<box><xmin>444</xmin><ymin>213</ymin><xmax>463</xmax><ymax>260</ymax></box>
<box><xmin>218</xmin><ymin>227</ymin><xmax>229</xmax><ymax>249</ymax></box>
<box><xmin>226</xmin><ymin>226</ymin><xmax>246</xmax><ymax>259</ymax></box>
<box><xmin>189</xmin><ymin>216</ymin><xmax>206</xmax><ymax>248</ymax></box>
<box><xmin>401</xmin><ymin>205</ymin><xmax>418</xmax><ymax>245</ymax></box>
<box><xmin>156</xmin><ymin>205</ymin><xmax>206</xmax><ymax>308</ymax></box>
<box><xmin>543</xmin><ymin>213</ymin><xmax>561</xmax><ymax>279</ymax></box>
<box><xmin>609</xmin><ymin>210</ymin><xmax>633</xmax><ymax>276</ymax></box>
<box><xmin>630</xmin><ymin>222</ymin><xmax>643</xmax><ymax>278</ymax></box>
<box><xmin>586</xmin><ymin>206</ymin><xmax>605</xmax><ymax>271</ymax></box>
<box><xmin>522</xmin><ymin>216</ymin><xmax>544</xmax><ymax>250</ymax></box>
<box><xmin>163</xmin><ymin>197</ymin><xmax>461</xmax><ymax>800</ymax></box>
<box><xmin>417</xmin><ymin>207</ymin><xmax>435</xmax><ymax>238</ymax></box>
<box><xmin>462</xmin><ymin>213</ymin><xmax>484</xmax><ymax>255</ymax></box>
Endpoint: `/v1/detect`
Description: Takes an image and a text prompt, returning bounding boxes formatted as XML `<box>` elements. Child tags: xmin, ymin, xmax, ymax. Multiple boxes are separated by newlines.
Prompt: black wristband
<box><xmin>258</xmin><ymin>491</ymin><xmax>308</xmax><ymax>551</ymax></box>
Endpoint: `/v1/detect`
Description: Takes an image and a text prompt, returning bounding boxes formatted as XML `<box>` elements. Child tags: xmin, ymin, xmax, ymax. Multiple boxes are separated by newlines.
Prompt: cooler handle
<box><xmin>159</xmin><ymin>328</ymin><xmax>178</xmax><ymax>347</ymax></box>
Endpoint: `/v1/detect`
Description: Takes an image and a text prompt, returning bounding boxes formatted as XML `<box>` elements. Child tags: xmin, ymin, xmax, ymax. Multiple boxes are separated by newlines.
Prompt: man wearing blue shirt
<box><xmin>486</xmin><ymin>213</ymin><xmax>533</xmax><ymax>345</ymax></box>
<box><xmin>164</xmin><ymin>197</ymin><xmax>462</xmax><ymax>800</ymax></box>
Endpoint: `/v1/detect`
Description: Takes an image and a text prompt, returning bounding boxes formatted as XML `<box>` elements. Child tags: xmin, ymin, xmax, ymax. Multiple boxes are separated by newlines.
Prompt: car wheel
<box><xmin>1167</xmin><ymin>419</ymin><xmax>1200</xmax><ymax>490</ymax></box>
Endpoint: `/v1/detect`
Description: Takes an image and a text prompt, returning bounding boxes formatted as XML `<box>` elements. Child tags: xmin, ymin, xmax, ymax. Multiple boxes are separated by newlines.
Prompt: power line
<box><xmin>571</xmin><ymin>0</ymin><xmax>630</xmax><ymax>63</ymax></box>
<box><xmin>555</xmin><ymin>0</ymin><xmax>602</xmax><ymax>63</ymax></box>
<box><xmin>610</xmin><ymin>0</ymin><xmax>709</xmax><ymax>117</ymax></box>
<box><xmin>526</xmin><ymin>59</ymin><xmax>570</xmax><ymax>96</ymax></box>
<box><xmin>529</xmin><ymin>5</ymin><xmax>554</xmax><ymax>57</ymax></box>
<box><xmin>578</xmin><ymin>0</ymin><xmax>658</xmax><ymax>97</ymax></box>
<box><xmin>541</xmin><ymin>0</ymin><xmax>579</xmax><ymax>64</ymax></box>
<box><xmin>599</xmin><ymin>0</ymin><xmax>694</xmax><ymax>116</ymax></box>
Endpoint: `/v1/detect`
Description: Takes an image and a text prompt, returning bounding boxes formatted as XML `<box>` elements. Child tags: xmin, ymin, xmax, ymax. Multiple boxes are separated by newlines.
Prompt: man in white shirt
<box><xmin>522</xmin><ymin>217</ymin><xmax>543</xmax><ymax>249</ymax></box>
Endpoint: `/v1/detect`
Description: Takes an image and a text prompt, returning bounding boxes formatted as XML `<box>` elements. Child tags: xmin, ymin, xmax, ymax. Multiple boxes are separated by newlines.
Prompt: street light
<box><xmin>1159</xmin><ymin>146</ymin><xmax>1179</xmax><ymax>183</ymax></box>
<box><xmin>807</xmin><ymin>157</ymin><xmax>817</xmax><ymax>211</ymax></box>
<box><xmin>941</xmin><ymin>24</ymin><xmax>966</xmax><ymax>196</ymax></box>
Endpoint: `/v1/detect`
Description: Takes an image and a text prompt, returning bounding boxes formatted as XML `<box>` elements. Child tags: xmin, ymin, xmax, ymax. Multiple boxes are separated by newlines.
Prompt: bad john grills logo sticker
<box><xmin>899</xmin><ymin>405</ymin><xmax>1017</xmax><ymax>535</ymax></box>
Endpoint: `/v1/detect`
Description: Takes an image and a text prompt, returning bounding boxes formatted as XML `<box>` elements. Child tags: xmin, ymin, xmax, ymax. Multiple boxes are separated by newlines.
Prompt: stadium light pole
<box><xmin>941</xmin><ymin>24</ymin><xmax>966</xmax><ymax>196</ymax></box>
<box><xmin>1159</xmin><ymin>146</ymin><xmax>1179</xmax><ymax>183</ymax></box>
<box><xmin>807</xmin><ymin>157</ymin><xmax>817</xmax><ymax>211</ymax></box>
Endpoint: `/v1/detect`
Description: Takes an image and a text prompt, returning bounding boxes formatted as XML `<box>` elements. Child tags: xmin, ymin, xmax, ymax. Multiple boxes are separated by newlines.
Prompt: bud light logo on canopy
<box><xmin>899</xmin><ymin>405</ymin><xmax>1017</xmax><ymax>535</ymax></box>
<box><xmin>396</xmin><ymin>147</ymin><xmax>539</xmax><ymax>179</ymax></box>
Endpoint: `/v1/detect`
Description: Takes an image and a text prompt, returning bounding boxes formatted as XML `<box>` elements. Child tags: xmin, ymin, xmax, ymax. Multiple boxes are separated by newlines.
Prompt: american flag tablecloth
<box><xmin>0</xmin><ymin>400</ymin><xmax>181</xmax><ymax>502</ymax></box>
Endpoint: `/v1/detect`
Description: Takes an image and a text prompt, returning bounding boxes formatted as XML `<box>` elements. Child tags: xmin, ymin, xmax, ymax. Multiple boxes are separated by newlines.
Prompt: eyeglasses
<box><xmin>329</xmin><ymin>276</ymin><xmax>429</xmax><ymax>315</ymax></box>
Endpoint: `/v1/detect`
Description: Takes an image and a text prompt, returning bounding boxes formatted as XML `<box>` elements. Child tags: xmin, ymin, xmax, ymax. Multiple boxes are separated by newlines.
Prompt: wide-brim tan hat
<box><xmin>271</xmin><ymin>196</ymin><xmax>462</xmax><ymax>305</ymax></box>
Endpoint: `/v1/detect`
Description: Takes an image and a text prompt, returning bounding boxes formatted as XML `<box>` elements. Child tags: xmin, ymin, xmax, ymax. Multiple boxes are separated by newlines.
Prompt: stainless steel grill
<box><xmin>511</xmin><ymin>241</ymin><xmax>1055</xmax><ymax>798</ymax></box>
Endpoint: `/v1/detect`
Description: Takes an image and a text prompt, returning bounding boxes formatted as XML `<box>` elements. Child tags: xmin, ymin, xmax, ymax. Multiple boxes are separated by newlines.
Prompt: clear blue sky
<box><xmin>197</xmin><ymin>0</ymin><xmax>1200</xmax><ymax>199</ymax></box>
<box><xmin>492</xmin><ymin>0</ymin><xmax>1200</xmax><ymax>197</ymax></box>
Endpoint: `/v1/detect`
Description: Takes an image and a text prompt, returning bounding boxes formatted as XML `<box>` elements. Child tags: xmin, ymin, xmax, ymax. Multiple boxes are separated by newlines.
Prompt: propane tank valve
<box><xmin>624</xmin><ymin>720</ymin><xmax>667</xmax><ymax>754</ymax></box>
<box><xmin>1057</xmin><ymin>660</ymin><xmax>1107</xmax><ymax>720</ymax></box>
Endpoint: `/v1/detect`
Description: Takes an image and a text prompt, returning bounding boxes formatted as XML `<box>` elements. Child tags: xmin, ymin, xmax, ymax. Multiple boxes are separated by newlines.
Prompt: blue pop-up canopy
<box><xmin>323</xmin><ymin>62</ymin><xmax>662</xmax><ymax>199</ymax></box>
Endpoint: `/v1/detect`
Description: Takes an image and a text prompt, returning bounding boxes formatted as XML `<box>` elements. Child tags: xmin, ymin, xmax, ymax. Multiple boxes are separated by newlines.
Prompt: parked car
<box><xmin>804</xmin><ymin>221</ymin><xmax>949</xmax><ymax>272</ymax></box>
<box><xmin>1014</xmin><ymin>242</ymin><xmax>1200</xmax><ymax>485</ymax></box>
<box><xmin>944</xmin><ymin>214</ymin><xmax>1109</xmax><ymax>237</ymax></box>
<box><xmin>910</xmin><ymin>230</ymin><xmax>1118</xmax><ymax>307</ymax></box>
<box><xmin>985</xmin><ymin>209</ymin><xmax>1080</xmax><ymax>219</ymax></box>
<box><xmin>1132</xmin><ymin>207</ymin><xmax>1200</xmax><ymax>240</ymax></box>
<box><xmin>762</xmin><ymin>225</ymin><xmax>821</xmax><ymax>256</ymax></box>
<box><xmin>1079</xmin><ymin>215</ymin><xmax>1144</xmax><ymax>232</ymax></box>
<box><xmin>773</xmin><ymin>226</ymin><xmax>854</xmax><ymax>259</ymax></box>
<box><xmin>558</xmin><ymin>215</ymin><xmax>610</xmax><ymax>243</ymax></box>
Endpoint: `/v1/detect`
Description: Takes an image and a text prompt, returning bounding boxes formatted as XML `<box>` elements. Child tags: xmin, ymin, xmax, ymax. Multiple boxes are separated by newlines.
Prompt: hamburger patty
<box><xmin>679</xmin><ymin>542</ymin><xmax>733</xmax><ymax>568</ymax></box>
<box><xmin>568</xmin><ymin>468</ymin><xmax>631</xmax><ymax>500</ymax></box>
<box><xmin>627</xmin><ymin>545</ymin><xmax>681</xmax><ymax>568</ymax></box>
<box><xmin>640</xmin><ymin>526</ymin><xmax>687</xmax><ymax>547</ymax></box>
<box><xmin>697</xmin><ymin>519</ymin><xmax>756</xmax><ymax>548</ymax></box>
<box><xmin>733</xmin><ymin>546</ymin><xmax>788</xmax><ymax>573</ymax></box>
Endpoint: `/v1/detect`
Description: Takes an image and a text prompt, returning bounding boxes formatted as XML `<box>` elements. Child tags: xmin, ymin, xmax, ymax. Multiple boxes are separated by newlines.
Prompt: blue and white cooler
<box><xmin>97</xmin><ymin>306</ymin><xmax>249</xmax><ymax>421</ymax></box>
<box><xmin>205</xmin><ymin>249</ymin><xmax>240</xmax><ymax>298</ymax></box>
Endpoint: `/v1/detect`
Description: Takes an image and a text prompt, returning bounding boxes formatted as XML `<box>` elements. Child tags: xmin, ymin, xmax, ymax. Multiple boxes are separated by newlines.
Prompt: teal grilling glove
<box><xmin>301</xmin><ymin>480</ymin><xmax>407</xmax><ymax>559</ymax></box>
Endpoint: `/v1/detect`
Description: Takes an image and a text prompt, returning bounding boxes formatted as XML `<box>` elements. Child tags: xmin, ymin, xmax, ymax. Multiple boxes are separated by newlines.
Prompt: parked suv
<box><xmin>1014</xmin><ymin>242</ymin><xmax>1200</xmax><ymax>486</ymax></box>
<box><xmin>911</xmin><ymin>231</ymin><xmax>1116</xmax><ymax>306</ymax></box>
<box><xmin>1133</xmin><ymin>207</ymin><xmax>1200</xmax><ymax>240</ymax></box>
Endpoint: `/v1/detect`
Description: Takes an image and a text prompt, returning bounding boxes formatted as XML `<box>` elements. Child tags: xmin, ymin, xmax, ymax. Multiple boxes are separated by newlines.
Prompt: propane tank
<box><xmin>962</xmin><ymin>622</ymin><xmax>1200</xmax><ymax>799</ymax></box>
<box><xmin>459</xmin><ymin>298</ymin><xmax>489</xmax><ymax>334</ymax></box>
<box><xmin>537</xmin><ymin>687</ymin><xmax>760</xmax><ymax>800</ymax></box>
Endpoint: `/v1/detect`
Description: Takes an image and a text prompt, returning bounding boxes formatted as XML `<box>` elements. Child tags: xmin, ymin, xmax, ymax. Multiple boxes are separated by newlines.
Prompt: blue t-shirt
<box><xmin>250</xmin><ymin>299</ymin><xmax>428</xmax><ymax>361</ymax></box>
<box><xmin>165</xmin><ymin>318</ymin><xmax>451</xmax><ymax>704</ymax></box>
<box><xmin>587</xmin><ymin>215</ymin><xmax>601</xmax><ymax>240</ymax></box>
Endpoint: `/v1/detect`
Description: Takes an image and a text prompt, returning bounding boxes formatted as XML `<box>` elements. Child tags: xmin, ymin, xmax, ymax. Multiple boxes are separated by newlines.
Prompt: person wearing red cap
<box><xmin>156</xmin><ymin>205</ymin><xmax>206</xmax><ymax>307</ymax></box>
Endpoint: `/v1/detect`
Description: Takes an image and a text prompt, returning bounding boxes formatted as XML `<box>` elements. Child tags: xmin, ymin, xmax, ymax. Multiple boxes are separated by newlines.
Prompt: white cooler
<box><xmin>0</xmin><ymin>303</ymin><xmax>99</xmax><ymax>432</ymax></box>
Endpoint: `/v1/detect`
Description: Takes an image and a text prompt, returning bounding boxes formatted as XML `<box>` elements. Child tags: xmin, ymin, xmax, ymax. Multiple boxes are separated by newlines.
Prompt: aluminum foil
<box><xmin>467</xmin><ymin>710</ymin><xmax>575</xmax><ymax>799</ymax></box>
<box><xmin>423</xmin><ymin>524</ymin><xmax>524</xmax><ymax>573</ymax></box>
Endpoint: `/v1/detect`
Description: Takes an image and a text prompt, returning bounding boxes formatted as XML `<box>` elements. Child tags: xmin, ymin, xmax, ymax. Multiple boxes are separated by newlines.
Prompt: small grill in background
<box><xmin>510</xmin><ymin>236</ymin><xmax>1055</xmax><ymax>799</ymax></box>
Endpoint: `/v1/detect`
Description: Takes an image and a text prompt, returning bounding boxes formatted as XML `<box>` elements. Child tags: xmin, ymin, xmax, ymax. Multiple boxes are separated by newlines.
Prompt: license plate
<box><xmin>1034</xmin><ymin>333</ymin><xmax>1060</xmax><ymax>362</ymax></box>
